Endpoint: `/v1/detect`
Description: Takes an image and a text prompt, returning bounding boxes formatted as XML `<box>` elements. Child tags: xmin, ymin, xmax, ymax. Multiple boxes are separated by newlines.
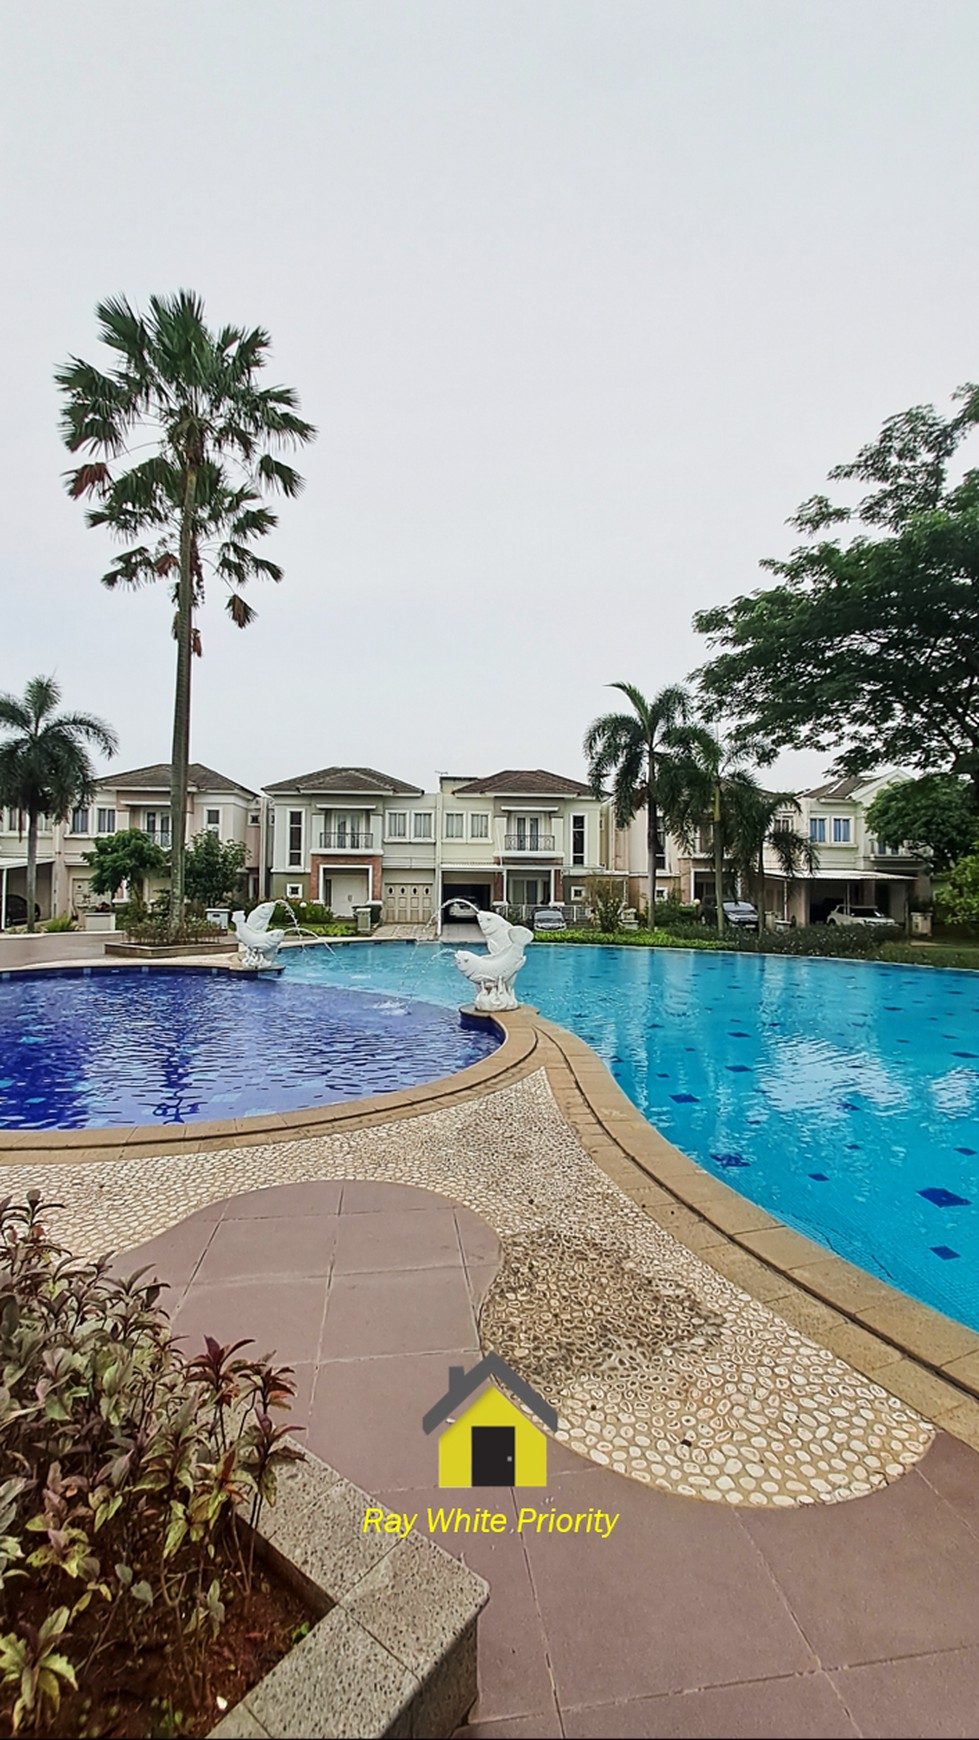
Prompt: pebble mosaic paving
<box><xmin>2</xmin><ymin>1070</ymin><xmax>931</xmax><ymax>1507</ymax></box>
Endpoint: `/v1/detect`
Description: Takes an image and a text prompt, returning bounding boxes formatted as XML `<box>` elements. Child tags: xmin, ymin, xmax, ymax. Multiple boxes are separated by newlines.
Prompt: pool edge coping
<box><xmin>516</xmin><ymin>1009</ymin><xmax>979</xmax><ymax>1451</ymax></box>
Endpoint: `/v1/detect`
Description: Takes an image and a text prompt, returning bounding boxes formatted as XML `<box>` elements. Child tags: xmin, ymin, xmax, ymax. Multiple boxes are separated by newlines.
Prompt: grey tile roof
<box><xmin>103</xmin><ymin>762</ymin><xmax>257</xmax><ymax>797</ymax></box>
<box><xmin>264</xmin><ymin>765</ymin><xmax>424</xmax><ymax>796</ymax></box>
<box><xmin>451</xmin><ymin>769</ymin><xmax>595</xmax><ymax>798</ymax></box>
<box><xmin>800</xmin><ymin>776</ymin><xmax>864</xmax><ymax>800</ymax></box>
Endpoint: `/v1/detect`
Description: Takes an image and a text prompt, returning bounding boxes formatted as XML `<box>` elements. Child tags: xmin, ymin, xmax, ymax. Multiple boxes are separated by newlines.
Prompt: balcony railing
<box><xmin>142</xmin><ymin>829</ymin><xmax>171</xmax><ymax>848</ymax></box>
<box><xmin>504</xmin><ymin>834</ymin><xmax>556</xmax><ymax>852</ymax></box>
<box><xmin>319</xmin><ymin>831</ymin><xmax>373</xmax><ymax>849</ymax></box>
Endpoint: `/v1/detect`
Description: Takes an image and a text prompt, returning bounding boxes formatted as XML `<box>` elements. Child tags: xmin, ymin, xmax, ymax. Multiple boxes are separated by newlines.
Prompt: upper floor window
<box><xmin>70</xmin><ymin>807</ymin><xmax>90</xmax><ymax>835</ymax></box>
<box><xmin>96</xmin><ymin>808</ymin><xmax>115</xmax><ymax>835</ymax></box>
<box><xmin>810</xmin><ymin>817</ymin><xmax>826</xmax><ymax>844</ymax></box>
<box><xmin>288</xmin><ymin>810</ymin><xmax>303</xmax><ymax>867</ymax></box>
<box><xmin>571</xmin><ymin>814</ymin><xmax>585</xmax><ymax>866</ymax></box>
<box><xmin>470</xmin><ymin>813</ymin><xmax>489</xmax><ymax>840</ymax></box>
<box><xmin>773</xmin><ymin>814</ymin><xmax>794</xmax><ymax>834</ymax></box>
<box><xmin>249</xmin><ymin>812</ymin><xmax>260</xmax><ymax>826</ymax></box>
<box><xmin>832</xmin><ymin>816</ymin><xmax>851</xmax><ymax>844</ymax></box>
<box><xmin>413</xmin><ymin>812</ymin><xmax>433</xmax><ymax>840</ymax></box>
<box><xmin>386</xmin><ymin>811</ymin><xmax>407</xmax><ymax>839</ymax></box>
<box><xmin>144</xmin><ymin>809</ymin><xmax>171</xmax><ymax>846</ymax></box>
<box><xmin>205</xmin><ymin>808</ymin><xmax>220</xmax><ymax>833</ymax></box>
<box><xmin>444</xmin><ymin>812</ymin><xmax>464</xmax><ymax>839</ymax></box>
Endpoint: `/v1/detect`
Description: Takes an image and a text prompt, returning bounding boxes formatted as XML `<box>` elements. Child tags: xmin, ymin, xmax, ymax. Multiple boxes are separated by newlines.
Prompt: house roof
<box><xmin>421</xmin><ymin>1352</ymin><xmax>558</xmax><ymax>1435</ymax></box>
<box><xmin>264</xmin><ymin>765</ymin><xmax>424</xmax><ymax>797</ymax></box>
<box><xmin>451</xmin><ymin>769</ymin><xmax>595</xmax><ymax>798</ymax></box>
<box><xmin>799</xmin><ymin>775</ymin><xmax>864</xmax><ymax>801</ymax></box>
<box><xmin>102</xmin><ymin>762</ymin><xmax>257</xmax><ymax>797</ymax></box>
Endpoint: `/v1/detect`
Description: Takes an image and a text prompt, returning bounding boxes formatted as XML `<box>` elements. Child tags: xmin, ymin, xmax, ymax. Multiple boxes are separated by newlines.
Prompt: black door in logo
<box><xmin>471</xmin><ymin>1425</ymin><xmax>515</xmax><ymax>1486</ymax></box>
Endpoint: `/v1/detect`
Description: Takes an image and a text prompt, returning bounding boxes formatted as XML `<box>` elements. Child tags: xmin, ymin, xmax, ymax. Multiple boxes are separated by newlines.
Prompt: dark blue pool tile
<box><xmin>670</xmin><ymin>1093</ymin><xmax>699</xmax><ymax>1103</ymax></box>
<box><xmin>953</xmin><ymin>1052</ymin><xmax>979</xmax><ymax>1059</ymax></box>
<box><xmin>727</xmin><ymin>1064</ymin><xmax>751</xmax><ymax>1073</ymax></box>
<box><xmin>845</xmin><ymin>1143</ymin><xmax>862</xmax><ymax>1151</ymax></box>
<box><xmin>711</xmin><ymin>1152</ymin><xmax>749</xmax><ymax>1168</ymax></box>
<box><xmin>809</xmin><ymin>1172</ymin><xmax>829</xmax><ymax>1181</ymax></box>
<box><xmin>839</xmin><ymin>1101</ymin><xmax>859</xmax><ymax>1111</ymax></box>
<box><xmin>932</xmin><ymin>1245</ymin><xmax>961</xmax><ymax>1260</ymax></box>
<box><xmin>955</xmin><ymin>1147</ymin><xmax>977</xmax><ymax>1156</ymax></box>
<box><xmin>728</xmin><ymin>1031</ymin><xmax>750</xmax><ymax>1038</ymax></box>
<box><xmin>920</xmin><ymin>1187</ymin><xmax>971</xmax><ymax>1208</ymax></box>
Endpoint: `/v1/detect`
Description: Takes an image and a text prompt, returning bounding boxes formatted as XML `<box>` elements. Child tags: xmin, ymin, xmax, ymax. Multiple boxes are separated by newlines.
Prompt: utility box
<box><xmin>206</xmin><ymin>908</ymin><xmax>230</xmax><ymax>928</ymax></box>
<box><xmin>355</xmin><ymin>905</ymin><xmax>372</xmax><ymax>934</ymax></box>
<box><xmin>910</xmin><ymin>911</ymin><xmax>933</xmax><ymax>937</ymax></box>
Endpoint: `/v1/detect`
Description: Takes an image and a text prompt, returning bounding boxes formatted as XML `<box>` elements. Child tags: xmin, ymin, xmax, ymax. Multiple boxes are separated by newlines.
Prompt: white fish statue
<box><xmin>232</xmin><ymin>901</ymin><xmax>286</xmax><ymax>969</ymax></box>
<box><xmin>455</xmin><ymin>911</ymin><xmax>533</xmax><ymax>1011</ymax></box>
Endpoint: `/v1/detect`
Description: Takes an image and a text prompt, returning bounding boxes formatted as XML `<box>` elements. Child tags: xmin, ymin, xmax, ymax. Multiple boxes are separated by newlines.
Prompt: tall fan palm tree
<box><xmin>56</xmin><ymin>291</ymin><xmax>316</xmax><ymax>936</ymax></box>
<box><xmin>0</xmin><ymin>676</ymin><xmax>117</xmax><ymax>932</ymax></box>
<box><xmin>584</xmin><ymin>683</ymin><xmax>691</xmax><ymax>915</ymax></box>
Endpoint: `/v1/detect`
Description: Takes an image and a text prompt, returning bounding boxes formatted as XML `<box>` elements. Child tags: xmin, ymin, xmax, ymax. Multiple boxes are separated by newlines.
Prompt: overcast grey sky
<box><xmin>3</xmin><ymin>1</ymin><xmax>977</xmax><ymax>794</ymax></box>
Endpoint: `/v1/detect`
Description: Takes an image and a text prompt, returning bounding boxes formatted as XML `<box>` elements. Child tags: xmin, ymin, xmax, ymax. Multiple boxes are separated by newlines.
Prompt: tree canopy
<box><xmin>583</xmin><ymin>682</ymin><xmax>691</xmax><ymax>914</ymax></box>
<box><xmin>84</xmin><ymin>829</ymin><xmax>168</xmax><ymax>911</ymax></box>
<box><xmin>183</xmin><ymin>831</ymin><xmax>247</xmax><ymax>907</ymax></box>
<box><xmin>865</xmin><ymin>775</ymin><xmax>977</xmax><ymax>874</ymax></box>
<box><xmin>693</xmin><ymin>388</ymin><xmax>979</xmax><ymax>788</ymax></box>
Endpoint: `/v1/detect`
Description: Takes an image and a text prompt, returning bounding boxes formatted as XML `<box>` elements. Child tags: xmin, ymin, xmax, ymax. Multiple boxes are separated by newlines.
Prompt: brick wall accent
<box><xmin>310</xmin><ymin>855</ymin><xmax>384</xmax><ymax>902</ymax></box>
<box><xmin>553</xmin><ymin>869</ymin><xmax>563</xmax><ymax>901</ymax></box>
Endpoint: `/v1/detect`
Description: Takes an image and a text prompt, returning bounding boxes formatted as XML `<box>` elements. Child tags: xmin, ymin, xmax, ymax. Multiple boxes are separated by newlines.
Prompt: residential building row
<box><xmin>0</xmin><ymin>757</ymin><xmax>929</xmax><ymax>928</ymax></box>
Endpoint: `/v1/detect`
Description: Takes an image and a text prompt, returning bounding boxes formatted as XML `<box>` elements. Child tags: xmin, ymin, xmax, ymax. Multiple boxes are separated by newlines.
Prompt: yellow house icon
<box><xmin>422</xmin><ymin>1353</ymin><xmax>556</xmax><ymax>1489</ymax></box>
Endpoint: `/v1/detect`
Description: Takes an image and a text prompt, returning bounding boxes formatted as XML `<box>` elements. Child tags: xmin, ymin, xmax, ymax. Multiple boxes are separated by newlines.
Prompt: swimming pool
<box><xmin>0</xmin><ymin>967</ymin><xmax>498</xmax><ymax>1129</ymax></box>
<box><xmin>281</xmin><ymin>942</ymin><xmax>979</xmax><ymax>1331</ymax></box>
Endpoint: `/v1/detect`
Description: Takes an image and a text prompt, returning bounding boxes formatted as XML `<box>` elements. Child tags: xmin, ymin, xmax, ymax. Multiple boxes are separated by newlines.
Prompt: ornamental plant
<box><xmin>0</xmin><ymin>1193</ymin><xmax>303</xmax><ymax>1736</ymax></box>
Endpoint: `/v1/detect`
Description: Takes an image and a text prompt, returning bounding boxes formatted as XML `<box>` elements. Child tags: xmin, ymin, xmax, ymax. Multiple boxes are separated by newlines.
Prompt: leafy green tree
<box><xmin>936</xmin><ymin>851</ymin><xmax>979</xmax><ymax>927</ymax></box>
<box><xmin>725</xmin><ymin>788</ymin><xmax>816</xmax><ymax>915</ymax></box>
<box><xmin>184</xmin><ymin>831</ymin><xmax>248</xmax><ymax>907</ymax></box>
<box><xmin>693</xmin><ymin>388</ymin><xmax>979</xmax><ymax>790</ymax></box>
<box><xmin>584</xmin><ymin>875</ymin><xmax>626</xmax><ymax>934</ymax></box>
<box><xmin>83</xmin><ymin>829</ymin><xmax>168</xmax><ymax>917</ymax></box>
<box><xmin>865</xmin><ymin>775</ymin><xmax>976</xmax><ymax>873</ymax></box>
<box><xmin>57</xmin><ymin>291</ymin><xmax>315</xmax><ymax>937</ymax></box>
<box><xmin>583</xmin><ymin>683</ymin><xmax>691</xmax><ymax>914</ymax></box>
<box><xmin>0</xmin><ymin>677</ymin><xmax>117</xmax><ymax>932</ymax></box>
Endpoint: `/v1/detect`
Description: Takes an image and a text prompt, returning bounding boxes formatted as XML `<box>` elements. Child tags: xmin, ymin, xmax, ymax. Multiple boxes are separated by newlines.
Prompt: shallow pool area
<box><xmin>0</xmin><ymin>966</ymin><xmax>498</xmax><ymax>1129</ymax></box>
<box><xmin>281</xmin><ymin>942</ymin><xmax>979</xmax><ymax>1330</ymax></box>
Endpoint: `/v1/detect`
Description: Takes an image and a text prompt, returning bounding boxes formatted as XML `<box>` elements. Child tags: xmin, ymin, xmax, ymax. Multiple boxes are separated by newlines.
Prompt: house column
<box><xmin>1</xmin><ymin>864</ymin><xmax>6</xmax><ymax>929</ymax></box>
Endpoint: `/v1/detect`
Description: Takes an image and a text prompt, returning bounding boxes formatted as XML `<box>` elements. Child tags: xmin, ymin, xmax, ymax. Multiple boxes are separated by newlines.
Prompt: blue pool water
<box><xmin>0</xmin><ymin>967</ymin><xmax>497</xmax><ymax>1129</ymax></box>
<box><xmin>280</xmin><ymin>943</ymin><xmax>979</xmax><ymax>1330</ymax></box>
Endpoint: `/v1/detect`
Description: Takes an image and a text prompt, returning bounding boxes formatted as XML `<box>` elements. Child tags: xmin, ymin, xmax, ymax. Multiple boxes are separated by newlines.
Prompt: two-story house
<box><xmin>767</xmin><ymin>772</ymin><xmax>928</xmax><ymax>925</ymax></box>
<box><xmin>435</xmin><ymin>769</ymin><xmax>607</xmax><ymax>917</ymax></box>
<box><xmin>263</xmin><ymin>766</ymin><xmax>429</xmax><ymax>918</ymax></box>
<box><xmin>0</xmin><ymin>809</ymin><xmax>57</xmax><ymax>924</ymax></box>
<box><xmin>59</xmin><ymin>762</ymin><xmax>261</xmax><ymax>915</ymax></box>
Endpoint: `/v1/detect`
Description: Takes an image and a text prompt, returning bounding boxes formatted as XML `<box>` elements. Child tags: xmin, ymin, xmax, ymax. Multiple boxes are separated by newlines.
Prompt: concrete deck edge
<box><xmin>209</xmin><ymin>1451</ymin><xmax>487</xmax><ymax>1740</ymax></box>
<box><xmin>511</xmin><ymin>1009</ymin><xmax>979</xmax><ymax>1449</ymax></box>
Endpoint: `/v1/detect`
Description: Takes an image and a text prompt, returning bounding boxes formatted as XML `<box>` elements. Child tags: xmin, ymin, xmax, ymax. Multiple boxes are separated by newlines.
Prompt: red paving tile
<box><xmin>122</xmin><ymin>1178</ymin><xmax>979</xmax><ymax>1738</ymax></box>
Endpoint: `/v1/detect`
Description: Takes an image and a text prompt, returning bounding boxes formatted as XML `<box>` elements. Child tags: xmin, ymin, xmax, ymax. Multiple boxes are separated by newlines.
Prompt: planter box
<box><xmin>104</xmin><ymin>940</ymin><xmax>239</xmax><ymax>958</ymax></box>
<box><xmin>83</xmin><ymin>911</ymin><xmax>117</xmax><ymax>933</ymax></box>
<box><xmin>209</xmin><ymin>1453</ymin><xmax>488</xmax><ymax>1740</ymax></box>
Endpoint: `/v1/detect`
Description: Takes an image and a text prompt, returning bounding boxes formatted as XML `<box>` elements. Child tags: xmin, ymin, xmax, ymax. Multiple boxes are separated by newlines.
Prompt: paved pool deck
<box><xmin>122</xmin><ymin>1175</ymin><xmax>979</xmax><ymax>1740</ymax></box>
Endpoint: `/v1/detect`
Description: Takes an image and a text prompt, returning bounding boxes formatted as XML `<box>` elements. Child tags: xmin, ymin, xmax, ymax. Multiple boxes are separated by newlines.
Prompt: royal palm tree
<box><xmin>56</xmin><ymin>291</ymin><xmax>315</xmax><ymax>936</ymax></box>
<box><xmin>0</xmin><ymin>676</ymin><xmax>117</xmax><ymax>932</ymax></box>
<box><xmin>584</xmin><ymin>683</ymin><xmax>691</xmax><ymax>916</ymax></box>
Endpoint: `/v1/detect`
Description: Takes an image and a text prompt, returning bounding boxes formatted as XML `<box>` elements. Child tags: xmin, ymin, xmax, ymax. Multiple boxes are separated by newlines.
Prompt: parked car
<box><xmin>1</xmin><ymin>894</ymin><xmax>40</xmax><ymax>927</ymax></box>
<box><xmin>826</xmin><ymin>904</ymin><xmax>894</xmax><ymax>928</ymax></box>
<box><xmin>722</xmin><ymin>900</ymin><xmax>759</xmax><ymax>929</ymax></box>
<box><xmin>533</xmin><ymin>906</ymin><xmax>568</xmax><ymax>931</ymax></box>
<box><xmin>447</xmin><ymin>901</ymin><xmax>477</xmax><ymax>920</ymax></box>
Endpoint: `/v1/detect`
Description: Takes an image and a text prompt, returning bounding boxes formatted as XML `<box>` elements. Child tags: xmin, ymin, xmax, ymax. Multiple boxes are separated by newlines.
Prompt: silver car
<box><xmin>826</xmin><ymin>904</ymin><xmax>894</xmax><ymax>928</ymax></box>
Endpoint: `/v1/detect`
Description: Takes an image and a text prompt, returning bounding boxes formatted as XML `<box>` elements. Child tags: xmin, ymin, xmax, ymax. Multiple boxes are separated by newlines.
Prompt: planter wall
<box><xmin>209</xmin><ymin>1453</ymin><xmax>488</xmax><ymax>1740</ymax></box>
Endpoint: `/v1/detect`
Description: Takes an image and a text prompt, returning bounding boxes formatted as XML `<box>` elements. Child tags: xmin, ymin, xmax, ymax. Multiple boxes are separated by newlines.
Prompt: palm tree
<box><xmin>658</xmin><ymin>722</ymin><xmax>761</xmax><ymax>935</ymax></box>
<box><xmin>727</xmin><ymin>788</ymin><xmax>817</xmax><ymax>918</ymax></box>
<box><xmin>56</xmin><ymin>291</ymin><xmax>315</xmax><ymax>936</ymax></box>
<box><xmin>584</xmin><ymin>683</ymin><xmax>691</xmax><ymax>916</ymax></box>
<box><xmin>0</xmin><ymin>676</ymin><xmax>117</xmax><ymax>932</ymax></box>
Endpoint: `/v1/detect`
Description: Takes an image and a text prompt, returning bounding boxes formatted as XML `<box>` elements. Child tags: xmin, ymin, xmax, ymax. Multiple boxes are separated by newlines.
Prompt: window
<box><xmin>571</xmin><ymin>814</ymin><xmax>585</xmax><ymax>866</ymax></box>
<box><xmin>285</xmin><ymin>882</ymin><xmax>304</xmax><ymax>899</ymax></box>
<box><xmin>809</xmin><ymin>817</ymin><xmax>826</xmax><ymax>844</ymax></box>
<box><xmin>70</xmin><ymin>807</ymin><xmax>90</xmax><ymax>835</ymax></box>
<box><xmin>145</xmin><ymin>809</ymin><xmax>171</xmax><ymax>847</ymax></box>
<box><xmin>386</xmin><ymin>811</ymin><xmax>407</xmax><ymax>839</ymax></box>
<box><xmin>412</xmin><ymin>812</ymin><xmax>433</xmax><ymax>840</ymax></box>
<box><xmin>773</xmin><ymin>814</ymin><xmax>793</xmax><ymax>834</ymax></box>
<box><xmin>205</xmin><ymin>808</ymin><xmax>220</xmax><ymax>832</ymax></box>
<box><xmin>832</xmin><ymin>816</ymin><xmax>851</xmax><ymax>844</ymax></box>
<box><xmin>445</xmin><ymin>812</ymin><xmax>464</xmax><ymax>839</ymax></box>
<box><xmin>470</xmin><ymin>813</ymin><xmax>489</xmax><ymax>840</ymax></box>
<box><xmin>96</xmin><ymin>808</ymin><xmax>115</xmax><ymax>835</ymax></box>
<box><xmin>249</xmin><ymin>812</ymin><xmax>260</xmax><ymax>825</ymax></box>
<box><xmin>570</xmin><ymin>885</ymin><xmax>586</xmax><ymax>900</ymax></box>
<box><xmin>288</xmin><ymin>810</ymin><xmax>303</xmax><ymax>867</ymax></box>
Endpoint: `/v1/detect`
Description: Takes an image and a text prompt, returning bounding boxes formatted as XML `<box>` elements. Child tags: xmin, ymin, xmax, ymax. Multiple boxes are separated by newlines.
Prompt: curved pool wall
<box><xmin>280</xmin><ymin>943</ymin><xmax>979</xmax><ymax>1332</ymax></box>
<box><xmin>0</xmin><ymin>966</ymin><xmax>499</xmax><ymax>1130</ymax></box>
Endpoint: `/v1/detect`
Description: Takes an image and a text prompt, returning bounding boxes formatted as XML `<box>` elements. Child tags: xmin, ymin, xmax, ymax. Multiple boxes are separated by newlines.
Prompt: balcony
<box><xmin>141</xmin><ymin>829</ymin><xmax>171</xmax><ymax>849</ymax></box>
<box><xmin>319</xmin><ymin>831</ymin><xmax>374</xmax><ymax>850</ymax></box>
<box><xmin>504</xmin><ymin>834</ymin><xmax>557</xmax><ymax>853</ymax></box>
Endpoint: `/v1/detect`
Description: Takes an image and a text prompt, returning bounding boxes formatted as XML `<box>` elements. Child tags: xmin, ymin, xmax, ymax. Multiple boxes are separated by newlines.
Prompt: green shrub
<box><xmin>272</xmin><ymin>900</ymin><xmax>334</xmax><ymax>926</ymax></box>
<box><xmin>125</xmin><ymin>914</ymin><xmax>225</xmax><ymax>945</ymax></box>
<box><xmin>42</xmin><ymin>914</ymin><xmax>75</xmax><ymax>933</ymax></box>
<box><xmin>0</xmin><ymin>1193</ymin><xmax>302</xmax><ymax>1736</ymax></box>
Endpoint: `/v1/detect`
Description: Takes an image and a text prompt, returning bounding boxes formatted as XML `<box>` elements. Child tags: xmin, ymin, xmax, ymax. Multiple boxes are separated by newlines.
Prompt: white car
<box><xmin>826</xmin><ymin>904</ymin><xmax>894</xmax><ymax>928</ymax></box>
<box><xmin>533</xmin><ymin>906</ymin><xmax>568</xmax><ymax>931</ymax></box>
